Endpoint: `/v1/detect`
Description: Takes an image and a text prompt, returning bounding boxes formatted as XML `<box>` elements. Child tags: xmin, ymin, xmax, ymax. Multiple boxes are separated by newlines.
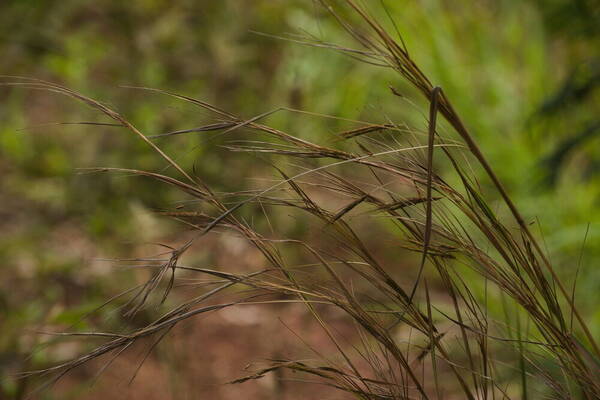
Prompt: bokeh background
<box><xmin>1</xmin><ymin>0</ymin><xmax>599</xmax><ymax>399</ymax></box>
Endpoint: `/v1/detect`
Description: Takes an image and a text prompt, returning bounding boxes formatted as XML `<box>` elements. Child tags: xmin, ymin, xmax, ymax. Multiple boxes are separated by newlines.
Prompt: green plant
<box><xmin>7</xmin><ymin>1</ymin><xmax>600</xmax><ymax>398</ymax></box>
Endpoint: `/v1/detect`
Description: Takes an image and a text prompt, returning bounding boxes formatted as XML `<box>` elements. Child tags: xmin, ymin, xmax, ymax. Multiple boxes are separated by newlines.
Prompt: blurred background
<box><xmin>0</xmin><ymin>0</ymin><xmax>598</xmax><ymax>399</ymax></box>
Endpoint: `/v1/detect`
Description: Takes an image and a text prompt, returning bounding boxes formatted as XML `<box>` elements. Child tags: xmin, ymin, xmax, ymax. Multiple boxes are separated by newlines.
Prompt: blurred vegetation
<box><xmin>0</xmin><ymin>0</ymin><xmax>598</xmax><ymax>398</ymax></box>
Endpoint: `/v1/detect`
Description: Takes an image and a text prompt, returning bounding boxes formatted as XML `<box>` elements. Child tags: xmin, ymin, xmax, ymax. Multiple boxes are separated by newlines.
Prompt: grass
<box><xmin>4</xmin><ymin>1</ymin><xmax>600</xmax><ymax>398</ymax></box>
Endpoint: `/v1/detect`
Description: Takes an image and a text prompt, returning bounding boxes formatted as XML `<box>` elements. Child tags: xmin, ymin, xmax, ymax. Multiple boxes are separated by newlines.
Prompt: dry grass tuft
<box><xmin>5</xmin><ymin>1</ymin><xmax>599</xmax><ymax>399</ymax></box>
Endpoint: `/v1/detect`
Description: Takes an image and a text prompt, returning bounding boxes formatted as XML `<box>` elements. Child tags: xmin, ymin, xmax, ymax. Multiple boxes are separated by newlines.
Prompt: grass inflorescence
<box><xmin>5</xmin><ymin>1</ymin><xmax>599</xmax><ymax>399</ymax></box>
